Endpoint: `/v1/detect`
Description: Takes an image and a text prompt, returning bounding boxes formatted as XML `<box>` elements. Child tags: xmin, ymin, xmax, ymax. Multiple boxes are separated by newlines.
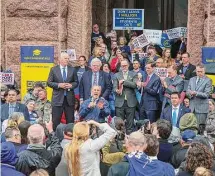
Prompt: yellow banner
<box><xmin>21</xmin><ymin>63</ymin><xmax>53</xmax><ymax>101</ymax></box>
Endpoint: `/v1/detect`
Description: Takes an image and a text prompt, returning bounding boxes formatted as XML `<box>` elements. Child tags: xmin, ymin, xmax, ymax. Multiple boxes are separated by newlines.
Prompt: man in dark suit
<box><xmin>137</xmin><ymin>61</ymin><xmax>161</xmax><ymax>122</ymax></box>
<box><xmin>177</xmin><ymin>52</ymin><xmax>196</xmax><ymax>95</ymax></box>
<box><xmin>47</xmin><ymin>52</ymin><xmax>78</xmax><ymax>130</ymax></box>
<box><xmin>79</xmin><ymin>58</ymin><xmax>112</xmax><ymax>103</ymax></box>
<box><xmin>186</xmin><ymin>64</ymin><xmax>212</xmax><ymax>126</ymax></box>
<box><xmin>177</xmin><ymin>52</ymin><xmax>196</xmax><ymax>81</ymax></box>
<box><xmin>161</xmin><ymin>92</ymin><xmax>191</xmax><ymax>128</ymax></box>
<box><xmin>162</xmin><ymin>65</ymin><xmax>184</xmax><ymax>109</ymax></box>
<box><xmin>113</xmin><ymin>60</ymin><xmax>138</xmax><ymax>134</ymax></box>
<box><xmin>1</xmin><ymin>89</ymin><xmax>29</xmax><ymax>122</ymax></box>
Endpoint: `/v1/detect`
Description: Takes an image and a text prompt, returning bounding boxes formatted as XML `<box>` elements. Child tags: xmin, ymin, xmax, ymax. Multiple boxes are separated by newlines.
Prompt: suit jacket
<box><xmin>162</xmin><ymin>75</ymin><xmax>184</xmax><ymax>109</ymax></box>
<box><xmin>113</xmin><ymin>71</ymin><xmax>138</xmax><ymax>108</ymax></box>
<box><xmin>1</xmin><ymin>103</ymin><xmax>30</xmax><ymax>122</ymax></box>
<box><xmin>160</xmin><ymin>104</ymin><xmax>191</xmax><ymax>128</ymax></box>
<box><xmin>47</xmin><ymin>65</ymin><xmax>78</xmax><ymax>106</ymax></box>
<box><xmin>186</xmin><ymin>76</ymin><xmax>212</xmax><ymax>113</ymax></box>
<box><xmin>177</xmin><ymin>63</ymin><xmax>196</xmax><ymax>80</ymax></box>
<box><xmin>79</xmin><ymin>70</ymin><xmax>112</xmax><ymax>100</ymax></box>
<box><xmin>142</xmin><ymin>73</ymin><xmax>161</xmax><ymax>110</ymax></box>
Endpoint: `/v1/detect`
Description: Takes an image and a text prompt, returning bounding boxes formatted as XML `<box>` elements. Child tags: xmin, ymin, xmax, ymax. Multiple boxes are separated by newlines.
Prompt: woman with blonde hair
<box><xmin>65</xmin><ymin>120</ymin><xmax>116</xmax><ymax>176</ymax></box>
<box><xmin>88</xmin><ymin>46</ymin><xmax>107</xmax><ymax>66</ymax></box>
<box><xmin>162</xmin><ymin>48</ymin><xmax>175</xmax><ymax>67</ymax></box>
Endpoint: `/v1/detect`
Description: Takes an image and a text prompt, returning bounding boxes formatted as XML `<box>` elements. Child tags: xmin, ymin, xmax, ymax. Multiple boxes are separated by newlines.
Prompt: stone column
<box><xmin>187</xmin><ymin>0</ymin><xmax>205</xmax><ymax>65</ymax></box>
<box><xmin>67</xmin><ymin>0</ymin><xmax>92</xmax><ymax>59</ymax></box>
<box><xmin>2</xmin><ymin>0</ymin><xmax>67</xmax><ymax>86</ymax></box>
<box><xmin>204</xmin><ymin>0</ymin><xmax>215</xmax><ymax>47</ymax></box>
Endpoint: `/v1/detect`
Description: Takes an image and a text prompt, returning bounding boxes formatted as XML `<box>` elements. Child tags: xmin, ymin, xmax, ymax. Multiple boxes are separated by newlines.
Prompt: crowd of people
<box><xmin>1</xmin><ymin>23</ymin><xmax>215</xmax><ymax>176</ymax></box>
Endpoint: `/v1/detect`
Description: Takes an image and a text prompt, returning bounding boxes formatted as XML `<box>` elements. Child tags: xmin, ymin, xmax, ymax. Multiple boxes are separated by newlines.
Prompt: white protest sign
<box><xmin>67</xmin><ymin>49</ymin><xmax>76</xmax><ymax>61</ymax></box>
<box><xmin>166</xmin><ymin>27</ymin><xmax>187</xmax><ymax>39</ymax></box>
<box><xmin>132</xmin><ymin>34</ymin><xmax>150</xmax><ymax>48</ymax></box>
<box><xmin>155</xmin><ymin>68</ymin><xmax>168</xmax><ymax>80</ymax></box>
<box><xmin>0</xmin><ymin>72</ymin><xmax>15</xmax><ymax>85</ymax></box>
<box><xmin>143</xmin><ymin>29</ymin><xmax>162</xmax><ymax>45</ymax></box>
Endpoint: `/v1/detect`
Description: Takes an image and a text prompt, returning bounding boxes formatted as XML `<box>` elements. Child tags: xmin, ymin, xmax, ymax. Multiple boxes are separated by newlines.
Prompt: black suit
<box><xmin>1</xmin><ymin>103</ymin><xmax>30</xmax><ymax>122</ymax></box>
<box><xmin>47</xmin><ymin>65</ymin><xmax>78</xmax><ymax>130</ymax></box>
<box><xmin>177</xmin><ymin>63</ymin><xmax>196</xmax><ymax>91</ymax></box>
<box><xmin>177</xmin><ymin>63</ymin><xmax>196</xmax><ymax>80</ymax></box>
<box><xmin>79</xmin><ymin>70</ymin><xmax>112</xmax><ymax>101</ymax></box>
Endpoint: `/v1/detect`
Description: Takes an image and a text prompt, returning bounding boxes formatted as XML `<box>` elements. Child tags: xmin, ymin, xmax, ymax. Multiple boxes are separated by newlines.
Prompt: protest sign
<box><xmin>202</xmin><ymin>47</ymin><xmax>215</xmax><ymax>64</ymax></box>
<box><xmin>0</xmin><ymin>72</ymin><xmax>14</xmax><ymax>85</ymax></box>
<box><xmin>166</xmin><ymin>27</ymin><xmax>187</xmax><ymax>39</ymax></box>
<box><xmin>132</xmin><ymin>34</ymin><xmax>149</xmax><ymax>48</ymax></box>
<box><xmin>21</xmin><ymin>46</ymin><xmax>54</xmax><ymax>100</ymax></box>
<box><xmin>160</xmin><ymin>32</ymin><xmax>171</xmax><ymax>48</ymax></box>
<box><xmin>143</xmin><ymin>29</ymin><xmax>162</xmax><ymax>45</ymax></box>
<box><xmin>67</xmin><ymin>49</ymin><xmax>76</xmax><ymax>61</ymax></box>
<box><xmin>113</xmin><ymin>9</ymin><xmax>144</xmax><ymax>30</ymax></box>
<box><xmin>155</xmin><ymin>68</ymin><xmax>168</xmax><ymax>80</ymax></box>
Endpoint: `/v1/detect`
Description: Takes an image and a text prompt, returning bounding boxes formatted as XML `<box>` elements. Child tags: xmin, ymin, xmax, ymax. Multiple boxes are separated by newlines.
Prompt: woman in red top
<box><xmin>110</xmin><ymin>48</ymin><xmax>123</xmax><ymax>73</ymax></box>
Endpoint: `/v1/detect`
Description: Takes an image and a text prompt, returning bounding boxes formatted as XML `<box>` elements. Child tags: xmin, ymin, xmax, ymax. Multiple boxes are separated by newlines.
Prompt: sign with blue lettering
<box><xmin>113</xmin><ymin>9</ymin><xmax>144</xmax><ymax>30</ymax></box>
<box><xmin>202</xmin><ymin>47</ymin><xmax>215</xmax><ymax>64</ymax></box>
<box><xmin>21</xmin><ymin>46</ymin><xmax>54</xmax><ymax>63</ymax></box>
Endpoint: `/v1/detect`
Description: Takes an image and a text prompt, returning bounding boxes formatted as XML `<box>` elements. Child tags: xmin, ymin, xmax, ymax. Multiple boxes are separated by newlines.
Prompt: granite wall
<box><xmin>187</xmin><ymin>0</ymin><xmax>215</xmax><ymax>65</ymax></box>
<box><xmin>1</xmin><ymin>0</ymin><xmax>92</xmax><ymax>86</ymax></box>
<box><xmin>2</xmin><ymin>0</ymin><xmax>215</xmax><ymax>87</ymax></box>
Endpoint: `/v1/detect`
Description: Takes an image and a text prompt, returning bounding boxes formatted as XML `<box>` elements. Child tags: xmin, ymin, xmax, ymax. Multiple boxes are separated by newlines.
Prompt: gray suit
<box><xmin>113</xmin><ymin>71</ymin><xmax>137</xmax><ymax>134</ymax></box>
<box><xmin>186</xmin><ymin>76</ymin><xmax>212</xmax><ymax>125</ymax></box>
<box><xmin>162</xmin><ymin>75</ymin><xmax>184</xmax><ymax>109</ymax></box>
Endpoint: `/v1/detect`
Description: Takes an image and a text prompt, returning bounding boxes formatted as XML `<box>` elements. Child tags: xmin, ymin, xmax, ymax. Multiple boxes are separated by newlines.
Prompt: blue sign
<box><xmin>21</xmin><ymin>46</ymin><xmax>54</xmax><ymax>63</ymax></box>
<box><xmin>113</xmin><ymin>9</ymin><xmax>144</xmax><ymax>30</ymax></box>
<box><xmin>160</xmin><ymin>33</ymin><xmax>171</xmax><ymax>48</ymax></box>
<box><xmin>202</xmin><ymin>47</ymin><xmax>215</xmax><ymax>64</ymax></box>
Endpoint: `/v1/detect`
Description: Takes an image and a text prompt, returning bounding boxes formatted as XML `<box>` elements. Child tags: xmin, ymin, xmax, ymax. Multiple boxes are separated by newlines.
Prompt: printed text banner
<box><xmin>20</xmin><ymin>46</ymin><xmax>54</xmax><ymax>100</ymax></box>
<box><xmin>166</xmin><ymin>27</ymin><xmax>187</xmax><ymax>40</ymax></box>
<box><xmin>0</xmin><ymin>73</ymin><xmax>14</xmax><ymax>85</ymax></box>
<box><xmin>21</xmin><ymin>46</ymin><xmax>54</xmax><ymax>63</ymax></box>
<box><xmin>113</xmin><ymin>9</ymin><xmax>144</xmax><ymax>30</ymax></box>
<box><xmin>143</xmin><ymin>29</ymin><xmax>162</xmax><ymax>45</ymax></box>
<box><xmin>202</xmin><ymin>47</ymin><xmax>215</xmax><ymax>64</ymax></box>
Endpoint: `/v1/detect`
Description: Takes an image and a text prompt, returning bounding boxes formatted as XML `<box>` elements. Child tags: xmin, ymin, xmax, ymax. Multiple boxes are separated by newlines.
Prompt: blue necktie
<box><xmin>63</xmin><ymin>68</ymin><xmax>67</xmax><ymax>96</ymax></box>
<box><xmin>63</xmin><ymin>67</ymin><xmax>67</xmax><ymax>81</ymax></box>
<box><xmin>172</xmin><ymin>108</ymin><xmax>177</xmax><ymax>127</ymax></box>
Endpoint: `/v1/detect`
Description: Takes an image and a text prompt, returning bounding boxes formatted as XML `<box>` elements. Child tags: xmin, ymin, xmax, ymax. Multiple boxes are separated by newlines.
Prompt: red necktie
<box><xmin>145</xmin><ymin>76</ymin><xmax>150</xmax><ymax>85</ymax></box>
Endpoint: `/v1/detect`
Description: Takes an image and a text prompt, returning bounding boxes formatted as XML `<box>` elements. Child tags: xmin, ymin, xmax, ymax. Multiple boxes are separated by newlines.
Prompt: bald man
<box><xmin>16</xmin><ymin>123</ymin><xmax>62</xmax><ymax>175</ymax></box>
<box><xmin>47</xmin><ymin>52</ymin><xmax>78</xmax><ymax>130</ymax></box>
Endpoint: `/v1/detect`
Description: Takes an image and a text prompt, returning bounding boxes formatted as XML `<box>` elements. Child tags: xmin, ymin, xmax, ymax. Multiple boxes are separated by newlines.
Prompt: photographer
<box><xmin>79</xmin><ymin>85</ymin><xmax>110</xmax><ymax>123</ymax></box>
<box><xmin>65</xmin><ymin>120</ymin><xmax>116</xmax><ymax>176</ymax></box>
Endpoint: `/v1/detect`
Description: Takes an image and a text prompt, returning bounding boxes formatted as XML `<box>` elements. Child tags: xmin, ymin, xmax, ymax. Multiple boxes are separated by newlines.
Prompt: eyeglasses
<box><xmin>121</xmin><ymin>65</ymin><xmax>128</xmax><ymax>67</ymax></box>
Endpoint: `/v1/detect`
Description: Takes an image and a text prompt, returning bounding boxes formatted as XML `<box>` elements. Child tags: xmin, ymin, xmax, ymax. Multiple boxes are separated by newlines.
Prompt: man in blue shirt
<box><xmin>79</xmin><ymin>85</ymin><xmax>110</xmax><ymax>122</ymax></box>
